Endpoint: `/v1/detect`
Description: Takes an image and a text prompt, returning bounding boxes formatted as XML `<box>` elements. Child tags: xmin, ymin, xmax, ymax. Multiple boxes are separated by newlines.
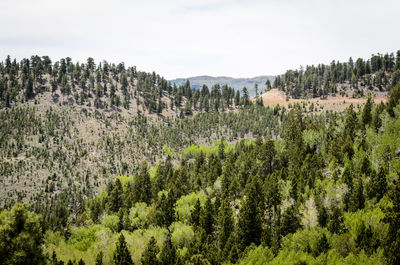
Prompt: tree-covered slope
<box><xmin>2</xmin><ymin>83</ymin><xmax>399</xmax><ymax>265</ymax></box>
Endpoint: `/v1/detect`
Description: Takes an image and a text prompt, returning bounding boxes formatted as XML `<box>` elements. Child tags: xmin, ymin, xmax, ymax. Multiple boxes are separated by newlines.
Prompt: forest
<box><xmin>1</xmin><ymin>53</ymin><xmax>400</xmax><ymax>265</ymax></box>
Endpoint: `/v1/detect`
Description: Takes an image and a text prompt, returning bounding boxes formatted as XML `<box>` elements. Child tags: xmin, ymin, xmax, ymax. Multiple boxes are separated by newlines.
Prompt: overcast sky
<box><xmin>0</xmin><ymin>0</ymin><xmax>399</xmax><ymax>79</ymax></box>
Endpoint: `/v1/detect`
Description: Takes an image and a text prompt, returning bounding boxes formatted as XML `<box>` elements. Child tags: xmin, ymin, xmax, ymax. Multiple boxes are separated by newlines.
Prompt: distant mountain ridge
<box><xmin>169</xmin><ymin>75</ymin><xmax>275</xmax><ymax>97</ymax></box>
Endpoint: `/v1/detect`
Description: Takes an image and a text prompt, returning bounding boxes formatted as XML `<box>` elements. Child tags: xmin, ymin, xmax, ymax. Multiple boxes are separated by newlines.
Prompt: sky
<box><xmin>0</xmin><ymin>0</ymin><xmax>399</xmax><ymax>79</ymax></box>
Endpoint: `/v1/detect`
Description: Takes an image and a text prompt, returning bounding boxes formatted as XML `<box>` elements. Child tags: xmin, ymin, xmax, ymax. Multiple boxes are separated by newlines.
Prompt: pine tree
<box><xmin>384</xmin><ymin>179</ymin><xmax>400</xmax><ymax>264</ymax></box>
<box><xmin>113</xmin><ymin>234</ymin><xmax>134</xmax><ymax>265</ymax></box>
<box><xmin>200</xmin><ymin>198</ymin><xmax>215</xmax><ymax>235</ymax></box>
<box><xmin>350</xmin><ymin>179</ymin><xmax>365</xmax><ymax>212</ymax></box>
<box><xmin>234</xmin><ymin>90</ymin><xmax>240</xmax><ymax>106</ymax></box>
<box><xmin>155</xmin><ymin>192</ymin><xmax>176</xmax><ymax>227</ymax></box>
<box><xmin>95</xmin><ymin>251</ymin><xmax>103</xmax><ymax>265</ymax></box>
<box><xmin>133</xmin><ymin>162</ymin><xmax>152</xmax><ymax>204</ymax></box>
<box><xmin>281</xmin><ymin>205</ymin><xmax>301</xmax><ymax>237</ymax></box>
<box><xmin>218</xmin><ymin>199</ymin><xmax>234</xmax><ymax>250</ymax></box>
<box><xmin>141</xmin><ymin>236</ymin><xmax>160</xmax><ymax>265</ymax></box>
<box><xmin>190</xmin><ymin>199</ymin><xmax>201</xmax><ymax>227</ymax></box>
<box><xmin>108</xmin><ymin>178</ymin><xmax>123</xmax><ymax>213</ymax></box>
<box><xmin>361</xmin><ymin>95</ymin><xmax>373</xmax><ymax>127</ymax></box>
<box><xmin>159</xmin><ymin>234</ymin><xmax>178</xmax><ymax>265</ymax></box>
<box><xmin>237</xmin><ymin>176</ymin><xmax>263</xmax><ymax>250</ymax></box>
<box><xmin>387</xmin><ymin>83</ymin><xmax>400</xmax><ymax>117</ymax></box>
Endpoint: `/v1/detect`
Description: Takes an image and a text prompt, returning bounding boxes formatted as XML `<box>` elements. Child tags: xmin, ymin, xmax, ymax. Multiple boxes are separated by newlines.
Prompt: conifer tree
<box><xmin>218</xmin><ymin>199</ymin><xmax>234</xmax><ymax>250</ymax></box>
<box><xmin>159</xmin><ymin>234</ymin><xmax>178</xmax><ymax>265</ymax></box>
<box><xmin>108</xmin><ymin>178</ymin><xmax>123</xmax><ymax>213</ymax></box>
<box><xmin>237</xmin><ymin>176</ymin><xmax>263</xmax><ymax>250</ymax></box>
<box><xmin>190</xmin><ymin>199</ymin><xmax>201</xmax><ymax>227</ymax></box>
<box><xmin>113</xmin><ymin>234</ymin><xmax>133</xmax><ymax>265</ymax></box>
<box><xmin>200</xmin><ymin>198</ymin><xmax>215</xmax><ymax>235</ymax></box>
<box><xmin>95</xmin><ymin>251</ymin><xmax>103</xmax><ymax>265</ymax></box>
<box><xmin>141</xmin><ymin>236</ymin><xmax>160</xmax><ymax>265</ymax></box>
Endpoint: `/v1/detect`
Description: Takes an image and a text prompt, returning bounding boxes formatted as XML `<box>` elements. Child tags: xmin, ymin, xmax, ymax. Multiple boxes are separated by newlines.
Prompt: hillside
<box><xmin>2</xmin><ymin>53</ymin><xmax>400</xmax><ymax>265</ymax></box>
<box><xmin>169</xmin><ymin>75</ymin><xmax>275</xmax><ymax>97</ymax></box>
<box><xmin>0</xmin><ymin>56</ymin><xmax>283</xmax><ymax>210</ymax></box>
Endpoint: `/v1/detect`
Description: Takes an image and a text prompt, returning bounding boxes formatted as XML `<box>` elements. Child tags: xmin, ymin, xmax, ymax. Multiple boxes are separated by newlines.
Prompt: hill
<box><xmin>169</xmin><ymin>75</ymin><xmax>275</xmax><ymax>97</ymax></box>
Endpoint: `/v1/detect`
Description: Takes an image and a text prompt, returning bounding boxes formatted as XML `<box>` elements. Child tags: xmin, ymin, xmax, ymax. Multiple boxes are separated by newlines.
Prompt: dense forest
<box><xmin>1</xmin><ymin>53</ymin><xmax>400</xmax><ymax>265</ymax></box>
<box><xmin>273</xmin><ymin>51</ymin><xmax>400</xmax><ymax>99</ymax></box>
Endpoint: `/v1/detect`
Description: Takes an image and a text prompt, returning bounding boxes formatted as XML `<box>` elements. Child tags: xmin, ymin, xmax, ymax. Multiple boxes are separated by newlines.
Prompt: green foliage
<box><xmin>0</xmin><ymin>203</ymin><xmax>45</xmax><ymax>265</ymax></box>
<box><xmin>113</xmin><ymin>233</ymin><xmax>133</xmax><ymax>265</ymax></box>
<box><xmin>141</xmin><ymin>236</ymin><xmax>159</xmax><ymax>265</ymax></box>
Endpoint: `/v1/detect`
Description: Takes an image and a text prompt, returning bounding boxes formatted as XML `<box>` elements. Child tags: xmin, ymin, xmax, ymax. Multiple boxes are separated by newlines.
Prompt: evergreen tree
<box><xmin>237</xmin><ymin>176</ymin><xmax>263</xmax><ymax>250</ymax></box>
<box><xmin>108</xmin><ymin>178</ymin><xmax>123</xmax><ymax>213</ymax></box>
<box><xmin>387</xmin><ymin>83</ymin><xmax>400</xmax><ymax>117</ymax></box>
<box><xmin>234</xmin><ymin>90</ymin><xmax>240</xmax><ymax>106</ymax></box>
<box><xmin>361</xmin><ymin>94</ymin><xmax>373</xmax><ymax>127</ymax></box>
<box><xmin>0</xmin><ymin>203</ymin><xmax>45</xmax><ymax>265</ymax></box>
<box><xmin>113</xmin><ymin>234</ymin><xmax>134</xmax><ymax>265</ymax></box>
<box><xmin>281</xmin><ymin>205</ymin><xmax>301</xmax><ymax>237</ymax></box>
<box><xmin>96</xmin><ymin>251</ymin><xmax>104</xmax><ymax>265</ymax></box>
<box><xmin>133</xmin><ymin>162</ymin><xmax>152</xmax><ymax>204</ymax></box>
<box><xmin>159</xmin><ymin>234</ymin><xmax>178</xmax><ymax>265</ymax></box>
<box><xmin>218</xmin><ymin>199</ymin><xmax>234</xmax><ymax>250</ymax></box>
<box><xmin>155</xmin><ymin>192</ymin><xmax>176</xmax><ymax>227</ymax></box>
<box><xmin>200</xmin><ymin>198</ymin><xmax>215</xmax><ymax>235</ymax></box>
<box><xmin>141</xmin><ymin>236</ymin><xmax>160</xmax><ymax>265</ymax></box>
<box><xmin>384</xmin><ymin>179</ymin><xmax>400</xmax><ymax>264</ymax></box>
<box><xmin>190</xmin><ymin>199</ymin><xmax>201</xmax><ymax>227</ymax></box>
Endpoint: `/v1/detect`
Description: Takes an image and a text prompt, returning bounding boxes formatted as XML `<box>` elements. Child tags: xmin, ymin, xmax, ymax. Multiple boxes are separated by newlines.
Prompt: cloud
<box><xmin>0</xmin><ymin>0</ymin><xmax>399</xmax><ymax>79</ymax></box>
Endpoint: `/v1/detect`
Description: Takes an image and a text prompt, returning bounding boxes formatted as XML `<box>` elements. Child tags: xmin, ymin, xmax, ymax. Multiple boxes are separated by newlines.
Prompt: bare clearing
<box><xmin>255</xmin><ymin>89</ymin><xmax>388</xmax><ymax>112</ymax></box>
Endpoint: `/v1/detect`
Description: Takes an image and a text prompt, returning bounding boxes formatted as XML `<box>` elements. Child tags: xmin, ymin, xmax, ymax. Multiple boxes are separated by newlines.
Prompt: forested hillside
<box><xmin>1</xmin><ymin>54</ymin><xmax>400</xmax><ymax>265</ymax></box>
<box><xmin>273</xmin><ymin>52</ymin><xmax>400</xmax><ymax>99</ymax></box>
<box><xmin>0</xmin><ymin>55</ymin><xmax>294</xmax><ymax>221</ymax></box>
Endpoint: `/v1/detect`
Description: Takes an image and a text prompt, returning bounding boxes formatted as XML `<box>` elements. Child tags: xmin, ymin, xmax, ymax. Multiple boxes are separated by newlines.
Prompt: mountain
<box><xmin>169</xmin><ymin>75</ymin><xmax>275</xmax><ymax>97</ymax></box>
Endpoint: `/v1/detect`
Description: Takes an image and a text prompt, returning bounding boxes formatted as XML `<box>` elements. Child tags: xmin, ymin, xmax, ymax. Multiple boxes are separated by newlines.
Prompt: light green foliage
<box><xmin>343</xmin><ymin>207</ymin><xmax>388</xmax><ymax>244</ymax></box>
<box><xmin>117</xmin><ymin>175</ymin><xmax>134</xmax><ymax>188</ymax></box>
<box><xmin>182</xmin><ymin>139</ymin><xmax>235</xmax><ymax>157</ymax></box>
<box><xmin>162</xmin><ymin>144</ymin><xmax>176</xmax><ymax>158</ymax></box>
<box><xmin>175</xmin><ymin>191</ymin><xmax>207</xmax><ymax>223</ymax></box>
<box><xmin>303</xmin><ymin>129</ymin><xmax>323</xmax><ymax>150</ymax></box>
<box><xmin>315</xmin><ymin>178</ymin><xmax>347</xmax><ymax>209</ymax></box>
<box><xmin>269</xmin><ymin>249</ymin><xmax>319</xmax><ymax>265</ymax></box>
<box><xmin>326</xmin><ymin>249</ymin><xmax>386</xmax><ymax>265</ymax></box>
<box><xmin>300</xmin><ymin>196</ymin><xmax>318</xmax><ymax>227</ymax></box>
<box><xmin>170</xmin><ymin>222</ymin><xmax>195</xmax><ymax>248</ymax></box>
<box><xmin>130</xmin><ymin>202</ymin><xmax>152</xmax><ymax>229</ymax></box>
<box><xmin>281</xmin><ymin>227</ymin><xmax>330</xmax><ymax>255</ymax></box>
<box><xmin>235</xmin><ymin>245</ymin><xmax>274</xmax><ymax>265</ymax></box>
<box><xmin>102</xmin><ymin>215</ymin><xmax>120</xmax><ymax>232</ymax></box>
<box><xmin>68</xmin><ymin>225</ymin><xmax>104</xmax><ymax>251</ymax></box>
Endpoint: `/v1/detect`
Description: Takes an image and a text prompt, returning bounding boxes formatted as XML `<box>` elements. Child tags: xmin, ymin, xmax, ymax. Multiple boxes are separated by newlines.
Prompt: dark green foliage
<box><xmin>159</xmin><ymin>234</ymin><xmax>178</xmax><ymax>265</ymax></box>
<box><xmin>0</xmin><ymin>203</ymin><xmax>45</xmax><ymax>265</ymax></box>
<box><xmin>141</xmin><ymin>236</ymin><xmax>160</xmax><ymax>265</ymax></box>
<box><xmin>200</xmin><ymin>198</ymin><xmax>215</xmax><ymax>235</ymax></box>
<box><xmin>133</xmin><ymin>163</ymin><xmax>152</xmax><ymax>204</ymax></box>
<box><xmin>237</xmin><ymin>176</ymin><xmax>263</xmax><ymax>250</ymax></box>
<box><xmin>361</xmin><ymin>95</ymin><xmax>373</xmax><ymax>127</ymax></box>
<box><xmin>190</xmin><ymin>199</ymin><xmax>201</xmax><ymax>227</ymax></box>
<box><xmin>384</xmin><ymin>179</ymin><xmax>400</xmax><ymax>264</ymax></box>
<box><xmin>96</xmin><ymin>251</ymin><xmax>104</xmax><ymax>265</ymax></box>
<box><xmin>387</xmin><ymin>83</ymin><xmax>400</xmax><ymax>117</ymax></box>
<box><xmin>155</xmin><ymin>192</ymin><xmax>176</xmax><ymax>227</ymax></box>
<box><xmin>281</xmin><ymin>205</ymin><xmax>301</xmax><ymax>237</ymax></box>
<box><xmin>217</xmin><ymin>199</ymin><xmax>234</xmax><ymax>250</ymax></box>
<box><xmin>108</xmin><ymin>178</ymin><xmax>123</xmax><ymax>213</ymax></box>
<box><xmin>313</xmin><ymin>233</ymin><xmax>330</xmax><ymax>257</ymax></box>
<box><xmin>368</xmin><ymin>166</ymin><xmax>388</xmax><ymax>201</ymax></box>
<box><xmin>113</xmin><ymin>234</ymin><xmax>134</xmax><ymax>265</ymax></box>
